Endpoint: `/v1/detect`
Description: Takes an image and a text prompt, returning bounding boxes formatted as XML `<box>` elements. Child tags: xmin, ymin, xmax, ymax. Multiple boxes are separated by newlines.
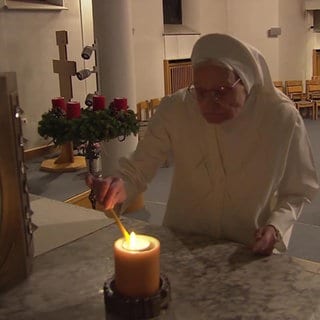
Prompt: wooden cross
<box><xmin>52</xmin><ymin>30</ymin><xmax>77</xmax><ymax>102</ymax></box>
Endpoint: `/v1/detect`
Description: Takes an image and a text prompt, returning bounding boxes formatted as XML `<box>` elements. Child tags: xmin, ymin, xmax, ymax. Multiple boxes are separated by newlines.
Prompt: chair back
<box><xmin>285</xmin><ymin>80</ymin><xmax>304</xmax><ymax>101</ymax></box>
<box><xmin>136</xmin><ymin>100</ymin><xmax>150</xmax><ymax>121</ymax></box>
<box><xmin>306</xmin><ymin>79</ymin><xmax>320</xmax><ymax>100</ymax></box>
<box><xmin>149</xmin><ymin>98</ymin><xmax>161</xmax><ymax>116</ymax></box>
<box><xmin>273</xmin><ymin>81</ymin><xmax>284</xmax><ymax>92</ymax></box>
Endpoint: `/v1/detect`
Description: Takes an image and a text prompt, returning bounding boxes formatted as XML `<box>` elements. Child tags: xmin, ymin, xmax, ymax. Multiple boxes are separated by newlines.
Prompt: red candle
<box><xmin>113</xmin><ymin>98</ymin><xmax>128</xmax><ymax>111</ymax></box>
<box><xmin>52</xmin><ymin>97</ymin><xmax>66</xmax><ymax>111</ymax></box>
<box><xmin>66</xmin><ymin>101</ymin><xmax>81</xmax><ymax>119</ymax></box>
<box><xmin>92</xmin><ymin>95</ymin><xmax>106</xmax><ymax>111</ymax></box>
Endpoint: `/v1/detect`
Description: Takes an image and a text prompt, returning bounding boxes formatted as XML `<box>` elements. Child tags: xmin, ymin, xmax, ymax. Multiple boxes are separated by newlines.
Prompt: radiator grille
<box><xmin>164</xmin><ymin>59</ymin><xmax>193</xmax><ymax>95</ymax></box>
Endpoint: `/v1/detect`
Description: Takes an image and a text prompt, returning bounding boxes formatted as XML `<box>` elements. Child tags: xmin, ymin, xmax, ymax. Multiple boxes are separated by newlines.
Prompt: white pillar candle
<box><xmin>114</xmin><ymin>234</ymin><xmax>160</xmax><ymax>297</ymax></box>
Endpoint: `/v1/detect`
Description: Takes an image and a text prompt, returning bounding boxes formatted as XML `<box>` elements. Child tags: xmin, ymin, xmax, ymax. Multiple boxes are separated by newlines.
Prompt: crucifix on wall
<box><xmin>52</xmin><ymin>30</ymin><xmax>77</xmax><ymax>102</ymax></box>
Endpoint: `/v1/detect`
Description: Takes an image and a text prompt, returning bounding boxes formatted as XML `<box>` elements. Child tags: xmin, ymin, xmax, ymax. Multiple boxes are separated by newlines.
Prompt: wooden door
<box><xmin>312</xmin><ymin>49</ymin><xmax>320</xmax><ymax>77</ymax></box>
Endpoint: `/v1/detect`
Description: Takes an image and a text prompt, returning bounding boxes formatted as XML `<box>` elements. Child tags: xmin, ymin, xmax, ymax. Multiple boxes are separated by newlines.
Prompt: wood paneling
<box><xmin>0</xmin><ymin>72</ymin><xmax>34</xmax><ymax>293</ymax></box>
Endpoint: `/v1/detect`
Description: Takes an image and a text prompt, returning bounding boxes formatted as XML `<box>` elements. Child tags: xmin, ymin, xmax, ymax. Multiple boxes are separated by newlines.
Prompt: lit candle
<box><xmin>92</xmin><ymin>95</ymin><xmax>106</xmax><ymax>111</ymax></box>
<box><xmin>114</xmin><ymin>233</ymin><xmax>160</xmax><ymax>297</ymax></box>
<box><xmin>66</xmin><ymin>101</ymin><xmax>81</xmax><ymax>119</ymax></box>
<box><xmin>51</xmin><ymin>97</ymin><xmax>66</xmax><ymax>111</ymax></box>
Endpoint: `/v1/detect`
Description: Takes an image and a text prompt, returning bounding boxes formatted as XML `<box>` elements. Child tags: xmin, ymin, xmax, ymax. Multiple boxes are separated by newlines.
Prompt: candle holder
<box><xmin>103</xmin><ymin>273</ymin><xmax>170</xmax><ymax>320</ymax></box>
<box><xmin>84</xmin><ymin>141</ymin><xmax>102</xmax><ymax>209</ymax></box>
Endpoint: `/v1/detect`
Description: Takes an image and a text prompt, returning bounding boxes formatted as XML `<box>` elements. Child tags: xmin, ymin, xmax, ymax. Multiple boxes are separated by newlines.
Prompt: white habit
<box><xmin>117</xmin><ymin>34</ymin><xmax>319</xmax><ymax>251</ymax></box>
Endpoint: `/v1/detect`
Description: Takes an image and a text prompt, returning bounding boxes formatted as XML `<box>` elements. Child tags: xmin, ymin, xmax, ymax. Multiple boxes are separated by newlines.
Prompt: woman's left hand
<box><xmin>252</xmin><ymin>225</ymin><xmax>278</xmax><ymax>256</ymax></box>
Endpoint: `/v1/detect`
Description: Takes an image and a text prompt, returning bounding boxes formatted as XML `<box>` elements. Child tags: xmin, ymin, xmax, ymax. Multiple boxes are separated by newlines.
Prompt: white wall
<box><xmin>279</xmin><ymin>0</ymin><xmax>309</xmax><ymax>82</ymax></box>
<box><xmin>227</xmin><ymin>0</ymin><xmax>280</xmax><ymax>80</ymax></box>
<box><xmin>182</xmin><ymin>0</ymin><xmax>201</xmax><ymax>31</ymax></box>
<box><xmin>198</xmin><ymin>0</ymin><xmax>227</xmax><ymax>35</ymax></box>
<box><xmin>131</xmin><ymin>0</ymin><xmax>165</xmax><ymax>103</ymax></box>
<box><xmin>79</xmin><ymin>0</ymin><xmax>96</xmax><ymax>96</ymax></box>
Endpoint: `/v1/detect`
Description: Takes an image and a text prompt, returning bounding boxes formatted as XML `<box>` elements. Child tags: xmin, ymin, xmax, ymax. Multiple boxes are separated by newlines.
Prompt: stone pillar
<box><xmin>91</xmin><ymin>0</ymin><xmax>138</xmax><ymax>176</ymax></box>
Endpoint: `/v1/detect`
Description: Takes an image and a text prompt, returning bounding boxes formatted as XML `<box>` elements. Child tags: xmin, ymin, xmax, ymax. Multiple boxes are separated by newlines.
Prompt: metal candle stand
<box><xmin>103</xmin><ymin>274</ymin><xmax>171</xmax><ymax>319</ymax></box>
<box><xmin>85</xmin><ymin>141</ymin><xmax>102</xmax><ymax>209</ymax></box>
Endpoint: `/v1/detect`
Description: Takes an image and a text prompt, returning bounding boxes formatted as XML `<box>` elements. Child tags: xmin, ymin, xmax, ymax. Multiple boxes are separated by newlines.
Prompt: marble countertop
<box><xmin>1</xmin><ymin>218</ymin><xmax>320</xmax><ymax>320</ymax></box>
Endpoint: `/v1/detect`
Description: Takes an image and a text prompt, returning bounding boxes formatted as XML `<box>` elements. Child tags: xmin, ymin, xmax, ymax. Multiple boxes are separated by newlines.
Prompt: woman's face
<box><xmin>192</xmin><ymin>64</ymin><xmax>247</xmax><ymax>124</ymax></box>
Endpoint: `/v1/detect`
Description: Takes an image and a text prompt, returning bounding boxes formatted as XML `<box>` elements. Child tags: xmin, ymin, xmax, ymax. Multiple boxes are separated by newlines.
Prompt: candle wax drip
<box><xmin>122</xmin><ymin>232</ymin><xmax>151</xmax><ymax>251</ymax></box>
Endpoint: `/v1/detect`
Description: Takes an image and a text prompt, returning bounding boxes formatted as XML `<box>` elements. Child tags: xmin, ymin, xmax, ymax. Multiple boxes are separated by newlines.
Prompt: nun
<box><xmin>88</xmin><ymin>33</ymin><xmax>319</xmax><ymax>255</ymax></box>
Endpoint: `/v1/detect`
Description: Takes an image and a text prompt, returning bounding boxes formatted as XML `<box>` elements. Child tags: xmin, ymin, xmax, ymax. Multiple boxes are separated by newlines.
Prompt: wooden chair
<box><xmin>136</xmin><ymin>100</ymin><xmax>150</xmax><ymax>122</ymax></box>
<box><xmin>285</xmin><ymin>80</ymin><xmax>315</xmax><ymax>120</ymax></box>
<box><xmin>306</xmin><ymin>79</ymin><xmax>320</xmax><ymax>99</ymax></box>
<box><xmin>306</xmin><ymin>79</ymin><xmax>320</xmax><ymax>119</ymax></box>
<box><xmin>149</xmin><ymin>98</ymin><xmax>161</xmax><ymax>117</ymax></box>
<box><xmin>273</xmin><ymin>81</ymin><xmax>284</xmax><ymax>92</ymax></box>
<box><xmin>136</xmin><ymin>100</ymin><xmax>150</xmax><ymax>142</ymax></box>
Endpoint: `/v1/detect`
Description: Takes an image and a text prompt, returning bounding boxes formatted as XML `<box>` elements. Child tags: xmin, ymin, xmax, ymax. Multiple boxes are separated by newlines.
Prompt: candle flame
<box><xmin>122</xmin><ymin>232</ymin><xmax>151</xmax><ymax>251</ymax></box>
<box><xmin>129</xmin><ymin>231</ymin><xmax>137</xmax><ymax>247</ymax></box>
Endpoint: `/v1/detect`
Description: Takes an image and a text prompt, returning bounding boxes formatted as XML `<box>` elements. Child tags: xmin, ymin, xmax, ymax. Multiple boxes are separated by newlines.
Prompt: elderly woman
<box><xmin>88</xmin><ymin>34</ymin><xmax>319</xmax><ymax>255</ymax></box>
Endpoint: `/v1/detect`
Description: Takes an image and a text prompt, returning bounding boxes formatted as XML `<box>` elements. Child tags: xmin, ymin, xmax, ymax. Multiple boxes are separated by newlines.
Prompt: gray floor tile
<box><xmin>287</xmin><ymin>223</ymin><xmax>320</xmax><ymax>262</ymax></box>
<box><xmin>126</xmin><ymin>201</ymin><xmax>166</xmax><ymax>226</ymax></box>
<box><xmin>144</xmin><ymin>166</ymin><xmax>173</xmax><ymax>203</ymax></box>
<box><xmin>298</xmin><ymin>200</ymin><xmax>320</xmax><ymax>225</ymax></box>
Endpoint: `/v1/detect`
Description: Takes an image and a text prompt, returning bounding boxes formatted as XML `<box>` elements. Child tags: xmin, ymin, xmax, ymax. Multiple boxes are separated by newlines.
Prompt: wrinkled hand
<box><xmin>86</xmin><ymin>173</ymin><xmax>127</xmax><ymax>210</ymax></box>
<box><xmin>252</xmin><ymin>225</ymin><xmax>278</xmax><ymax>256</ymax></box>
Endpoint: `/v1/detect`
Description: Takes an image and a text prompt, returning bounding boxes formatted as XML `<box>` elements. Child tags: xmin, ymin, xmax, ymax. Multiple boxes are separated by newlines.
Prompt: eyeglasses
<box><xmin>188</xmin><ymin>78</ymin><xmax>241</xmax><ymax>102</ymax></box>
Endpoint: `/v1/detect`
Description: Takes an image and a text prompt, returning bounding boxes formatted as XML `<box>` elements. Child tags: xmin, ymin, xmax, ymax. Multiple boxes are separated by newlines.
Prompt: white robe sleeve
<box><xmin>116</xmin><ymin>98</ymin><xmax>173</xmax><ymax>213</ymax></box>
<box><xmin>267</xmin><ymin>116</ymin><xmax>319</xmax><ymax>251</ymax></box>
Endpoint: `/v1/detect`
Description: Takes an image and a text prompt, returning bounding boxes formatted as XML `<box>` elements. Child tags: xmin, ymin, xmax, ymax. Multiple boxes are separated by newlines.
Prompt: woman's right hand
<box><xmin>86</xmin><ymin>174</ymin><xmax>127</xmax><ymax>209</ymax></box>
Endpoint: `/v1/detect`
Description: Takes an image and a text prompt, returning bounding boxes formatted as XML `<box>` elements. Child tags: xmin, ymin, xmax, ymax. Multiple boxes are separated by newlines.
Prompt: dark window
<box><xmin>163</xmin><ymin>0</ymin><xmax>182</xmax><ymax>24</ymax></box>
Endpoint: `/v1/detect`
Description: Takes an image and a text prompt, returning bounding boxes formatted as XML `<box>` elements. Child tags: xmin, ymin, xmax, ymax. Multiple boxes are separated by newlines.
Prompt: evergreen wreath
<box><xmin>38</xmin><ymin>102</ymin><xmax>139</xmax><ymax>147</ymax></box>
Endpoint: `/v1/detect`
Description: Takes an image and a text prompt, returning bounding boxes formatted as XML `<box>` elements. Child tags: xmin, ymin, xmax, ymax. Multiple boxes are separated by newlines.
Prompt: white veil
<box><xmin>191</xmin><ymin>33</ymin><xmax>292</xmax><ymax>108</ymax></box>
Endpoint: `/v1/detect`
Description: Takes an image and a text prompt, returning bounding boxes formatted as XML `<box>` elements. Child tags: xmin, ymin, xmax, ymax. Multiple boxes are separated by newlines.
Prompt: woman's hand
<box><xmin>252</xmin><ymin>225</ymin><xmax>278</xmax><ymax>256</ymax></box>
<box><xmin>86</xmin><ymin>174</ymin><xmax>127</xmax><ymax>209</ymax></box>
